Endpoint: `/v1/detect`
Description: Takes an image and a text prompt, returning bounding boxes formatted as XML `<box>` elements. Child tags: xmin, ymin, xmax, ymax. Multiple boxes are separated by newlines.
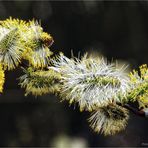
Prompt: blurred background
<box><xmin>0</xmin><ymin>0</ymin><xmax>148</xmax><ymax>147</ymax></box>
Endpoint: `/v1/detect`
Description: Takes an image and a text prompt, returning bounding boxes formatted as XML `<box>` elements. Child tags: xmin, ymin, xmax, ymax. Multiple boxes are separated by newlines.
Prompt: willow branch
<box><xmin>118</xmin><ymin>103</ymin><xmax>145</xmax><ymax>117</ymax></box>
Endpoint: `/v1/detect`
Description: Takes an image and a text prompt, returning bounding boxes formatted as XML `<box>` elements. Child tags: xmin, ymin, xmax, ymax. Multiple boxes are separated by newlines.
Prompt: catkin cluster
<box><xmin>0</xmin><ymin>18</ymin><xmax>147</xmax><ymax>136</ymax></box>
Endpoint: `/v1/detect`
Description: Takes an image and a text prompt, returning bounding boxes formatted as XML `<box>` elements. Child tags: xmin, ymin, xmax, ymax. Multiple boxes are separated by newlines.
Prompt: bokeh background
<box><xmin>0</xmin><ymin>0</ymin><xmax>148</xmax><ymax>147</ymax></box>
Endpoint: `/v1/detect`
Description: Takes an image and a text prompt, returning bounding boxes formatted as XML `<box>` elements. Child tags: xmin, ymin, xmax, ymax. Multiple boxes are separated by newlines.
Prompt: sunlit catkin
<box><xmin>19</xmin><ymin>67</ymin><xmax>61</xmax><ymax>96</ymax></box>
<box><xmin>128</xmin><ymin>64</ymin><xmax>148</xmax><ymax>108</ymax></box>
<box><xmin>0</xmin><ymin>63</ymin><xmax>4</xmax><ymax>93</ymax></box>
<box><xmin>51</xmin><ymin>53</ymin><xmax>129</xmax><ymax>111</ymax></box>
<box><xmin>0</xmin><ymin>27</ymin><xmax>24</xmax><ymax>70</ymax></box>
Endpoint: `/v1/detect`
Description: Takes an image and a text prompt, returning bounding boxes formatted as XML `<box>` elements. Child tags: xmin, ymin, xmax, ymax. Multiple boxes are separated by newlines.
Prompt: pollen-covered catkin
<box><xmin>0</xmin><ymin>63</ymin><xmax>4</xmax><ymax>93</ymax></box>
<box><xmin>128</xmin><ymin>64</ymin><xmax>148</xmax><ymax>108</ymax></box>
<box><xmin>19</xmin><ymin>67</ymin><xmax>62</xmax><ymax>96</ymax></box>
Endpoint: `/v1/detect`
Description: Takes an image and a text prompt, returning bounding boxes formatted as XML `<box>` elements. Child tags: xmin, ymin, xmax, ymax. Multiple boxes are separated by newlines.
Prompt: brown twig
<box><xmin>118</xmin><ymin>103</ymin><xmax>145</xmax><ymax>117</ymax></box>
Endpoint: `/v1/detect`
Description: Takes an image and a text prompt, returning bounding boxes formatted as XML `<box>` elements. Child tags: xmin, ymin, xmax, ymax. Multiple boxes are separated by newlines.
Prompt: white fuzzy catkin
<box><xmin>88</xmin><ymin>104</ymin><xmax>129</xmax><ymax>135</ymax></box>
<box><xmin>51</xmin><ymin>54</ymin><xmax>130</xmax><ymax>111</ymax></box>
<box><xmin>0</xmin><ymin>27</ymin><xmax>23</xmax><ymax>70</ymax></box>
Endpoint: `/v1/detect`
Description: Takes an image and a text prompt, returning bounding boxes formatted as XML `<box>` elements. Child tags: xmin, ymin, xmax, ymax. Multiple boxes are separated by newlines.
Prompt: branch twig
<box><xmin>118</xmin><ymin>103</ymin><xmax>145</xmax><ymax>117</ymax></box>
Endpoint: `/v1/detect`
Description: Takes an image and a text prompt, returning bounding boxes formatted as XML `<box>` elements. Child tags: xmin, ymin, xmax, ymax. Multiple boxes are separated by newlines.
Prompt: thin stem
<box><xmin>118</xmin><ymin>103</ymin><xmax>145</xmax><ymax>117</ymax></box>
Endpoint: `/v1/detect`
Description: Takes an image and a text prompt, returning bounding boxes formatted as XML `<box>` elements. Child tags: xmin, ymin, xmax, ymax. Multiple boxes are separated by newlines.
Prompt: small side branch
<box><xmin>118</xmin><ymin>103</ymin><xmax>145</xmax><ymax>117</ymax></box>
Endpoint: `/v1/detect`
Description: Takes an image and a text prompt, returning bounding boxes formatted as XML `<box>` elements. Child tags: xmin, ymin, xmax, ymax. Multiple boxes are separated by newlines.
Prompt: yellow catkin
<box><xmin>0</xmin><ymin>64</ymin><xmax>5</xmax><ymax>93</ymax></box>
<box><xmin>21</xmin><ymin>20</ymin><xmax>54</xmax><ymax>68</ymax></box>
<box><xmin>19</xmin><ymin>68</ymin><xmax>62</xmax><ymax>96</ymax></box>
<box><xmin>129</xmin><ymin>64</ymin><xmax>148</xmax><ymax>108</ymax></box>
<box><xmin>0</xmin><ymin>17</ymin><xmax>53</xmax><ymax>69</ymax></box>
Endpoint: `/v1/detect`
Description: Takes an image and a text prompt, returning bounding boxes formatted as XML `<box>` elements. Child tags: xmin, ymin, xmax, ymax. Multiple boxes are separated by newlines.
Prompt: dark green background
<box><xmin>0</xmin><ymin>1</ymin><xmax>148</xmax><ymax>147</ymax></box>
